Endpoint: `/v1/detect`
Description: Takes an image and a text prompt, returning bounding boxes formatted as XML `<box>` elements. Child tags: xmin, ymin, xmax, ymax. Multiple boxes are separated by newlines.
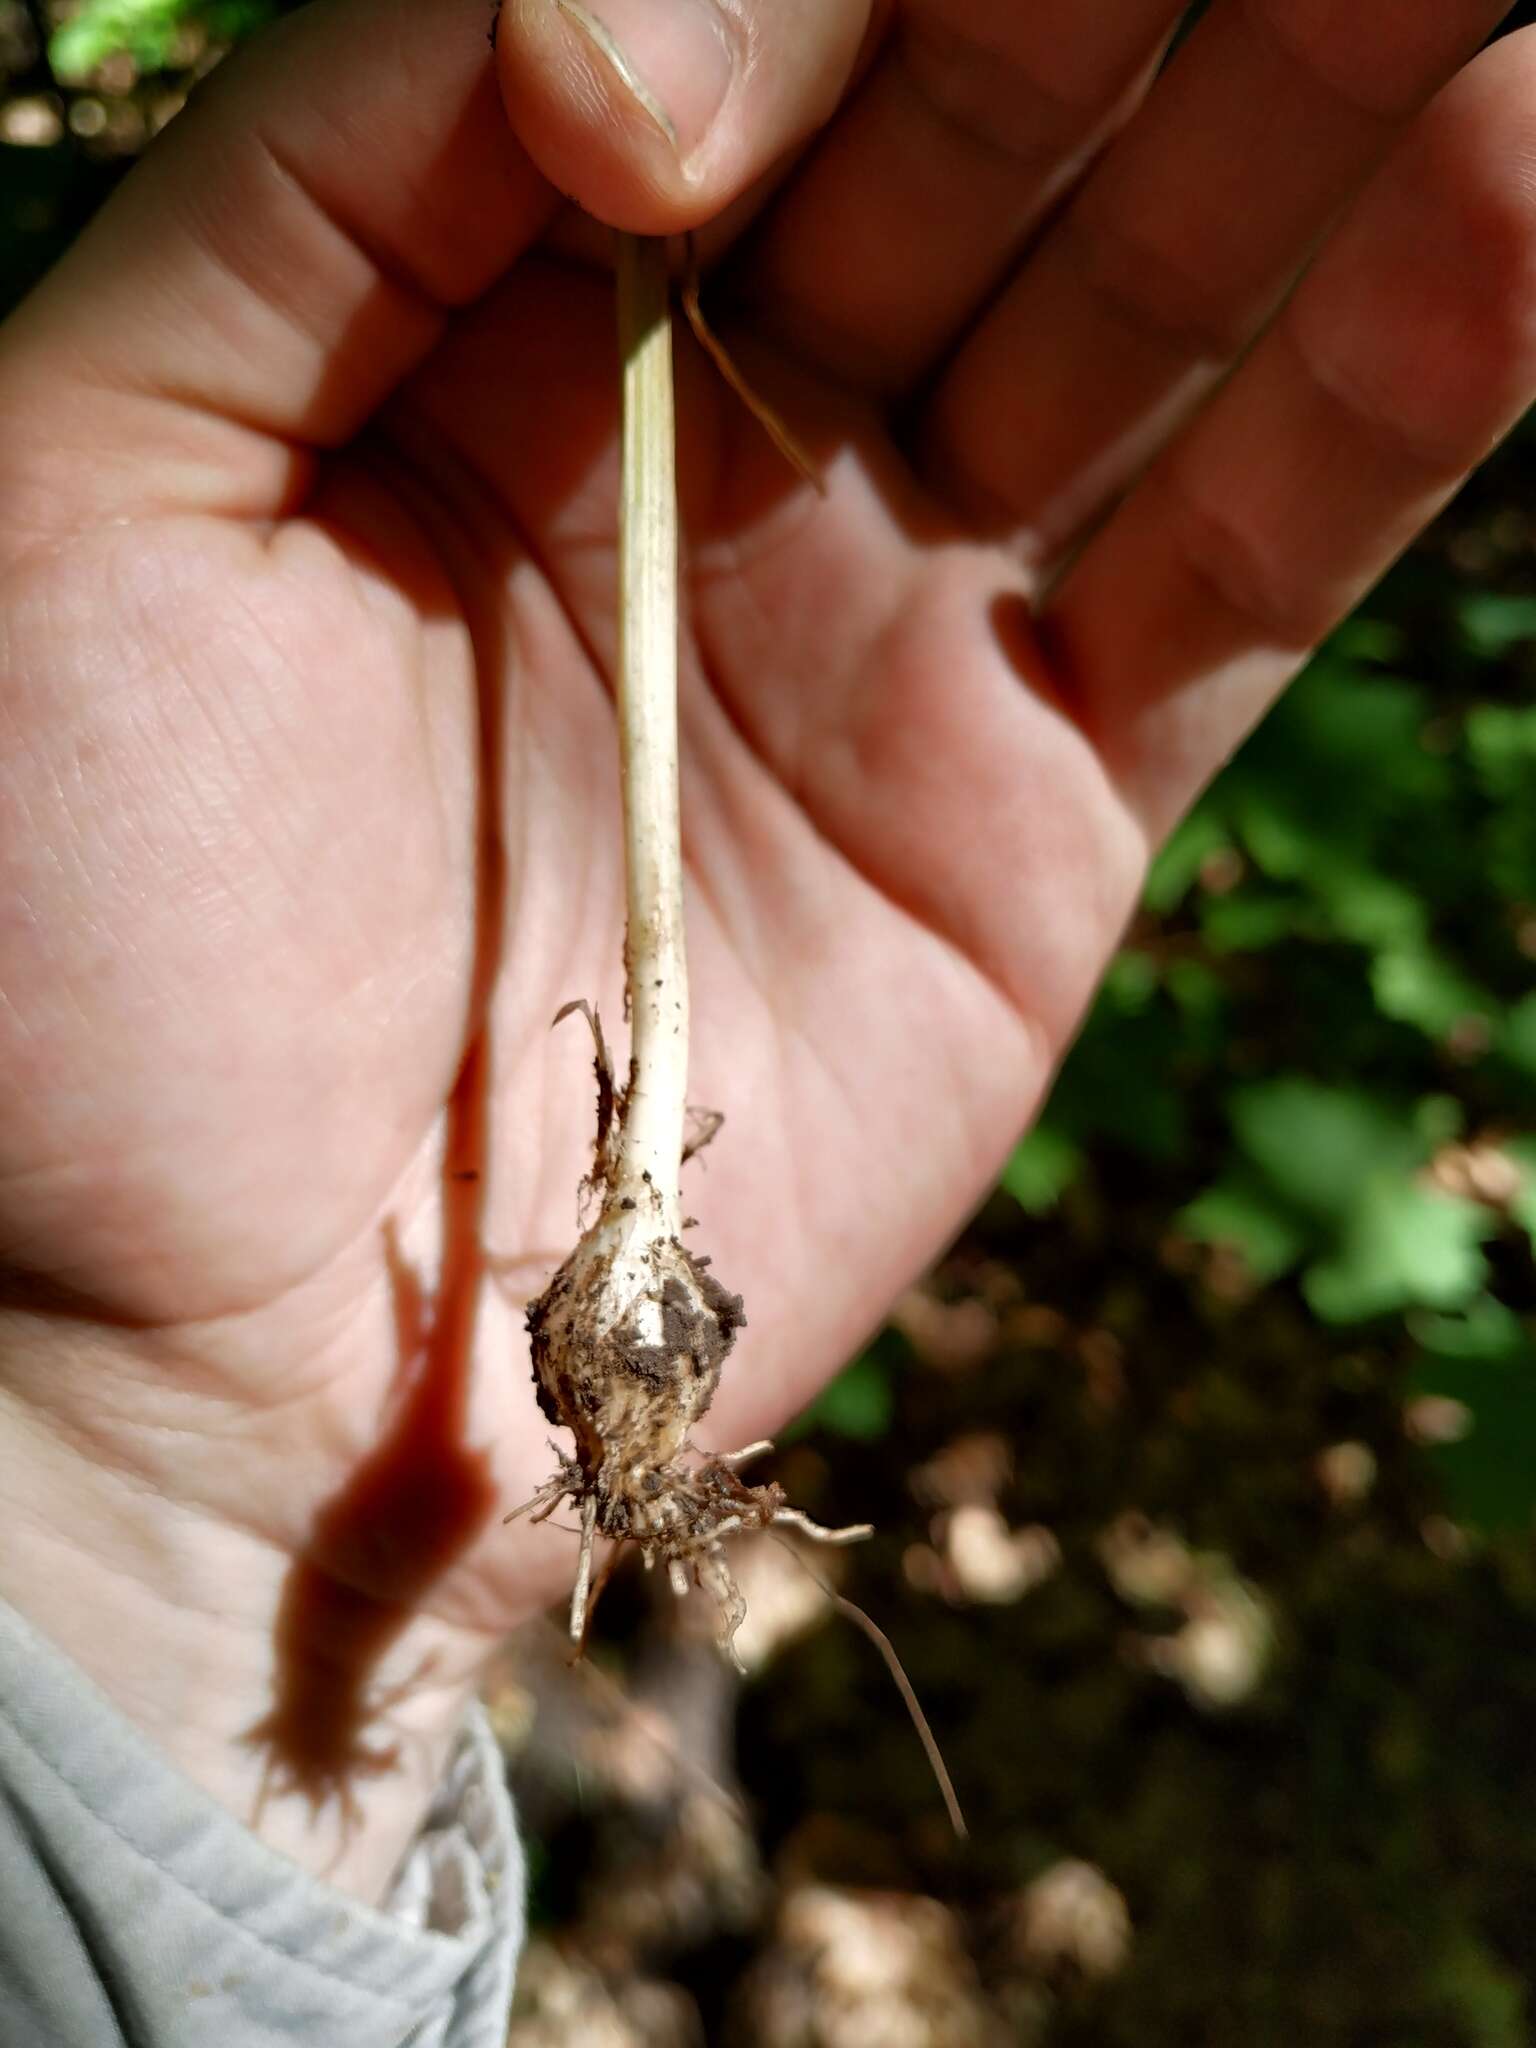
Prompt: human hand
<box><xmin>0</xmin><ymin>0</ymin><xmax>1530</xmax><ymax>1901</ymax></box>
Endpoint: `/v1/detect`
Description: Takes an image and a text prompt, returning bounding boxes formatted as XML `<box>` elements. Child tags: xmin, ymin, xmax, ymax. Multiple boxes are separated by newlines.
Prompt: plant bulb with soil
<box><xmin>510</xmin><ymin>234</ymin><xmax>869</xmax><ymax>1668</ymax></box>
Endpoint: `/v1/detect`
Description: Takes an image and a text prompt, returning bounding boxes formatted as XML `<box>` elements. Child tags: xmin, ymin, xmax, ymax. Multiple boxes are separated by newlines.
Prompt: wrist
<box><xmin>0</xmin><ymin>1376</ymin><xmax>501</xmax><ymax>1906</ymax></box>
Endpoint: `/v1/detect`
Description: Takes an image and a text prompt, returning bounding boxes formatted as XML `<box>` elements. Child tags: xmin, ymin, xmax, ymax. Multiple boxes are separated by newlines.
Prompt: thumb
<box><xmin>496</xmin><ymin>0</ymin><xmax>873</xmax><ymax>233</ymax></box>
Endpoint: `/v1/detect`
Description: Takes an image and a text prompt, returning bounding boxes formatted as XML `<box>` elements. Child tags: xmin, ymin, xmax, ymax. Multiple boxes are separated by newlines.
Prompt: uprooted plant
<box><xmin>508</xmin><ymin>234</ymin><xmax>871</xmax><ymax>1671</ymax></box>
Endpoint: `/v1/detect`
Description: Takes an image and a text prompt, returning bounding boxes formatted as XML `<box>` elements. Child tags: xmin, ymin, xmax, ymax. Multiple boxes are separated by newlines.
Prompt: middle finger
<box><xmin>732</xmin><ymin>0</ymin><xmax>1188</xmax><ymax>397</ymax></box>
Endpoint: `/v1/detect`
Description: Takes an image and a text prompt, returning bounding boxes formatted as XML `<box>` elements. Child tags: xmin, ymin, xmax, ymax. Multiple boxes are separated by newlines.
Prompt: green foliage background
<box><xmin>1003</xmin><ymin>540</ymin><xmax>1536</xmax><ymax>1536</ymax></box>
<box><xmin>7</xmin><ymin>4</ymin><xmax>1536</xmax><ymax>2042</ymax></box>
<box><xmin>781</xmin><ymin>462</ymin><xmax>1536</xmax><ymax>2039</ymax></box>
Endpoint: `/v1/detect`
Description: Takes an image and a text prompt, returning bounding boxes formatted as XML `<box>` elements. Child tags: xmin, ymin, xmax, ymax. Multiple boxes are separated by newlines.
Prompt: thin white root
<box><xmin>773</xmin><ymin>1509</ymin><xmax>875</xmax><ymax>1546</ymax></box>
<box><xmin>699</xmin><ymin>1545</ymin><xmax>749</xmax><ymax>1674</ymax></box>
<box><xmin>668</xmin><ymin>1559</ymin><xmax>690</xmax><ymax>1599</ymax></box>
<box><xmin>504</xmin><ymin>1476</ymin><xmax>566</xmax><ymax>1525</ymax></box>
<box><xmin>769</xmin><ymin>1533</ymin><xmax>968</xmax><ymax>1840</ymax></box>
<box><xmin>718</xmin><ymin>1440</ymin><xmax>774</xmax><ymax>1469</ymax></box>
<box><xmin>569</xmin><ymin>1493</ymin><xmax>598</xmax><ymax>1643</ymax></box>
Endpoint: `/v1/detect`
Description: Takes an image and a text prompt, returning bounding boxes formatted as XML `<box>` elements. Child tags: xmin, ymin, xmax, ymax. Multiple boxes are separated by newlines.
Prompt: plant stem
<box><xmin>613</xmin><ymin>232</ymin><xmax>685</xmax><ymax>1234</ymax></box>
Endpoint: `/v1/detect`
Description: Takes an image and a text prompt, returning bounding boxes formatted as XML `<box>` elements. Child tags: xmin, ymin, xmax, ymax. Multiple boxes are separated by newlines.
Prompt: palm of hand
<box><xmin>2</xmin><ymin>0</ymin><xmax>1531</xmax><ymax>1672</ymax></box>
<box><xmin>0</xmin><ymin>252</ymin><xmax>1108</xmax><ymax>1628</ymax></box>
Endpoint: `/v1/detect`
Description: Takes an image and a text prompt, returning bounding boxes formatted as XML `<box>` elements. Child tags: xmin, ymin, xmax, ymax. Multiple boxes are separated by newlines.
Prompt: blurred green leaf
<box><xmin>1370</xmin><ymin>944</ymin><xmax>1494</xmax><ymax>1042</ymax></box>
<box><xmin>1465</xmin><ymin>708</ymin><xmax>1536</xmax><ymax>902</ymax></box>
<box><xmin>1465</xmin><ymin>703</ymin><xmax>1536</xmax><ymax>793</ymax></box>
<box><xmin>1314</xmin><ymin>867</ymin><xmax>1425</xmax><ymax>950</ymax></box>
<box><xmin>790</xmin><ymin>1346</ymin><xmax>895</xmax><ymax>1443</ymax></box>
<box><xmin>1237</xmin><ymin>795</ymin><xmax>1325</xmax><ymax>883</ymax></box>
<box><xmin>1410</xmin><ymin>1295</ymin><xmax>1526</xmax><ymax>1361</ymax></box>
<box><xmin>1499</xmin><ymin>996</ymin><xmax>1536</xmax><ymax>1078</ymax></box>
<box><xmin>1199</xmin><ymin>892</ymin><xmax>1297</xmax><ymax>953</ymax></box>
<box><xmin>1413</xmin><ymin>1095</ymin><xmax>1465</xmax><ymax>1149</ymax></box>
<box><xmin>1505</xmin><ymin>1136</ymin><xmax>1536</xmax><ymax>1248</ymax></box>
<box><xmin>1328</xmin><ymin>616</ymin><xmax>1408</xmax><ymax>665</ymax></box>
<box><xmin>1103</xmin><ymin>950</ymin><xmax>1159</xmax><ymax>1014</ymax></box>
<box><xmin>1162</xmin><ymin>960</ymin><xmax>1222</xmax><ymax>1016</ymax></box>
<box><xmin>52</xmin><ymin>0</ymin><xmax>190</xmax><ymax>74</ymax></box>
<box><xmin>1144</xmin><ymin>811</ymin><xmax>1229</xmax><ymax>915</ymax></box>
<box><xmin>1305</xmin><ymin>1181</ymin><xmax>1489</xmax><ymax>1323</ymax></box>
<box><xmin>1180</xmin><ymin>1175</ymin><xmax>1310</xmax><ymax>1284</ymax></box>
<box><xmin>50</xmin><ymin>0</ymin><xmax>273</xmax><ymax>77</ymax></box>
<box><xmin>1044</xmin><ymin>978</ymin><xmax>1193</xmax><ymax>1163</ymax></box>
<box><xmin>1210</xmin><ymin>1083</ymin><xmax>1492</xmax><ymax>1323</ymax></box>
<box><xmin>1001</xmin><ymin>1126</ymin><xmax>1082</xmax><ymax>1216</ymax></box>
<box><xmin>1457</xmin><ymin>592</ymin><xmax>1536</xmax><ymax>658</ymax></box>
<box><xmin>1227</xmin><ymin>1081</ymin><xmax>1419</xmax><ymax>1225</ymax></box>
<box><xmin>1428</xmin><ymin>1928</ymin><xmax>1528</xmax><ymax>2048</ymax></box>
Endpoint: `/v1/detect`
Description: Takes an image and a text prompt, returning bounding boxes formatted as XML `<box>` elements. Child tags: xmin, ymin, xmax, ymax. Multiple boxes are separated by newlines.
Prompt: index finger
<box><xmin>0</xmin><ymin>0</ymin><xmax>548</xmax><ymax>543</ymax></box>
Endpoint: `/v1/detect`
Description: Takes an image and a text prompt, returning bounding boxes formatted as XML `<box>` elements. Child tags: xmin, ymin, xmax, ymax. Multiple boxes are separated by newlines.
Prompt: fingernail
<box><xmin>553</xmin><ymin>0</ymin><xmax>734</xmax><ymax>160</ymax></box>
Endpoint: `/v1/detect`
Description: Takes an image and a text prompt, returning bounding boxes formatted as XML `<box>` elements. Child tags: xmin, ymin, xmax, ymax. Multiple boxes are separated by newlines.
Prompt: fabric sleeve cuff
<box><xmin>0</xmin><ymin>1595</ymin><xmax>524</xmax><ymax>2047</ymax></box>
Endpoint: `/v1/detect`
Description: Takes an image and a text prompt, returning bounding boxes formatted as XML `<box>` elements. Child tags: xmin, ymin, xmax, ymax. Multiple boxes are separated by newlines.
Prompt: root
<box><xmin>504</xmin><ymin>1448</ymin><xmax>582</xmax><ymax>1526</ymax></box>
<box><xmin>718</xmin><ymin>1440</ymin><xmax>774</xmax><ymax>1470</ymax></box>
<box><xmin>771</xmin><ymin>1535</ymin><xmax>969</xmax><ymax>1841</ymax></box>
<box><xmin>773</xmin><ymin>1507</ymin><xmax>875</xmax><ymax>1546</ymax></box>
<box><xmin>569</xmin><ymin>1494</ymin><xmax>599</xmax><ymax>1645</ymax></box>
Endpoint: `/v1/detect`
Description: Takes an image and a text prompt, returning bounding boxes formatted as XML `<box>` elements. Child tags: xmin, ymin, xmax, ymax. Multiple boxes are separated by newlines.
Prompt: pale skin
<box><xmin>0</xmin><ymin>0</ymin><xmax>1533</xmax><ymax>1907</ymax></box>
